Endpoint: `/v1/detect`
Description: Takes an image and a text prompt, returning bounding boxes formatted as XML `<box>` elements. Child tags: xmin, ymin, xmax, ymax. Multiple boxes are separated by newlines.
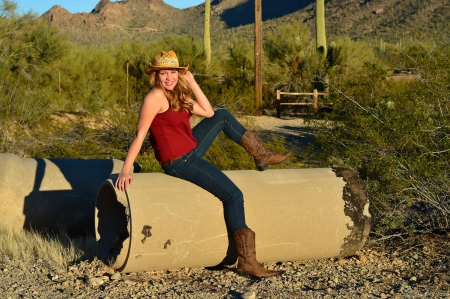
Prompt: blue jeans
<box><xmin>161</xmin><ymin>109</ymin><xmax>248</xmax><ymax>233</ymax></box>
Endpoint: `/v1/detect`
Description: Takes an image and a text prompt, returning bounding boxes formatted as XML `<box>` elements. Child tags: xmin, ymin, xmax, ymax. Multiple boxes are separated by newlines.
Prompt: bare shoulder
<box><xmin>143</xmin><ymin>88</ymin><xmax>166</xmax><ymax>105</ymax></box>
<box><xmin>145</xmin><ymin>88</ymin><xmax>165</xmax><ymax>100</ymax></box>
<box><xmin>141</xmin><ymin>88</ymin><xmax>168</xmax><ymax>114</ymax></box>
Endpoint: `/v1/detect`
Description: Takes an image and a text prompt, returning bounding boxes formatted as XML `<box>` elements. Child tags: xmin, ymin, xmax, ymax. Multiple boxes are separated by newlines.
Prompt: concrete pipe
<box><xmin>0</xmin><ymin>153</ymin><xmax>138</xmax><ymax>234</ymax></box>
<box><xmin>95</xmin><ymin>168</ymin><xmax>371</xmax><ymax>273</ymax></box>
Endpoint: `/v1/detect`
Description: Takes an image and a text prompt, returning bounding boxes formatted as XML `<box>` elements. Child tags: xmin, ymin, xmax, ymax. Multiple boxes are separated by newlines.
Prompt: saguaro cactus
<box><xmin>204</xmin><ymin>0</ymin><xmax>211</xmax><ymax>67</ymax></box>
<box><xmin>315</xmin><ymin>0</ymin><xmax>327</xmax><ymax>58</ymax></box>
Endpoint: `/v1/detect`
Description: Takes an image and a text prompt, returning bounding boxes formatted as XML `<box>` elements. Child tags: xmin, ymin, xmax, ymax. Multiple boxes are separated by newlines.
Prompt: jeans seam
<box><xmin>196</xmin><ymin>119</ymin><xmax>242</xmax><ymax>151</ymax></box>
<box><xmin>184</xmin><ymin>160</ymin><xmax>244</xmax><ymax>229</ymax></box>
<box><xmin>185</xmin><ymin>161</ymin><xmax>216</xmax><ymax>183</ymax></box>
<box><xmin>172</xmin><ymin>169</ymin><xmax>181</xmax><ymax>178</ymax></box>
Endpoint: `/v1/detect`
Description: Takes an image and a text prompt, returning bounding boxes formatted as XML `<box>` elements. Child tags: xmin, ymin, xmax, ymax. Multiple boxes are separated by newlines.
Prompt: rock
<box><xmin>124</xmin><ymin>279</ymin><xmax>137</xmax><ymax>285</ymax></box>
<box><xmin>373</xmin><ymin>8</ymin><xmax>384</xmax><ymax>14</ymax></box>
<box><xmin>241</xmin><ymin>291</ymin><xmax>256</xmax><ymax>299</ymax></box>
<box><xmin>111</xmin><ymin>272</ymin><xmax>121</xmax><ymax>280</ymax></box>
<box><xmin>89</xmin><ymin>277</ymin><xmax>104</xmax><ymax>287</ymax></box>
<box><xmin>358</xmin><ymin>254</ymin><xmax>367</xmax><ymax>263</ymax></box>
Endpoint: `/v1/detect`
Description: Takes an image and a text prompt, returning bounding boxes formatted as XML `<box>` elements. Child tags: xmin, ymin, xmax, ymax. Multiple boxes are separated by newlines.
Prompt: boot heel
<box><xmin>257</xmin><ymin>164</ymin><xmax>269</xmax><ymax>171</ymax></box>
<box><xmin>233</xmin><ymin>228</ymin><xmax>279</xmax><ymax>278</ymax></box>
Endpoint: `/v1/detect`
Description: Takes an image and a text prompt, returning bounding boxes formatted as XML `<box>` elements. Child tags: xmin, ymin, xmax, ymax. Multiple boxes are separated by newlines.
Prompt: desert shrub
<box><xmin>223</xmin><ymin>37</ymin><xmax>254</xmax><ymax>79</ymax></box>
<box><xmin>194</xmin><ymin>37</ymin><xmax>256</xmax><ymax>115</ymax></box>
<box><xmin>0</xmin><ymin>2</ymin><xmax>69</xmax><ymax>125</ymax></box>
<box><xmin>114</xmin><ymin>40</ymin><xmax>152</xmax><ymax>107</ymax></box>
<box><xmin>305</xmin><ymin>42</ymin><xmax>450</xmax><ymax>238</ymax></box>
<box><xmin>263</xmin><ymin>21</ymin><xmax>311</xmax><ymax>88</ymax></box>
<box><xmin>57</xmin><ymin>47</ymin><xmax>124</xmax><ymax>113</ymax></box>
<box><xmin>201</xmin><ymin>76</ymin><xmax>255</xmax><ymax>115</ymax></box>
<box><xmin>326</xmin><ymin>37</ymin><xmax>378</xmax><ymax>78</ymax></box>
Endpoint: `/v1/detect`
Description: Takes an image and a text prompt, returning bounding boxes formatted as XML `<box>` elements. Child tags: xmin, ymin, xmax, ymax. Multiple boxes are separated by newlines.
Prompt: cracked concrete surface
<box><xmin>96</xmin><ymin>168</ymin><xmax>370</xmax><ymax>273</ymax></box>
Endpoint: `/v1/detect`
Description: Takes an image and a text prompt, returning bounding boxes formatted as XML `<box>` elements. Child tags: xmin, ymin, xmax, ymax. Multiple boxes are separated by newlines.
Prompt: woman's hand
<box><xmin>184</xmin><ymin>71</ymin><xmax>195</xmax><ymax>85</ymax></box>
<box><xmin>115</xmin><ymin>172</ymin><xmax>133</xmax><ymax>192</ymax></box>
<box><xmin>184</xmin><ymin>71</ymin><xmax>214</xmax><ymax>117</ymax></box>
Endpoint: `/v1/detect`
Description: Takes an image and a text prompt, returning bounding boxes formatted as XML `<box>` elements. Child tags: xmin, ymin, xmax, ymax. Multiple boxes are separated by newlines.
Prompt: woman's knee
<box><xmin>214</xmin><ymin>108</ymin><xmax>232</xmax><ymax>119</ymax></box>
<box><xmin>227</xmin><ymin>188</ymin><xmax>244</xmax><ymax>206</ymax></box>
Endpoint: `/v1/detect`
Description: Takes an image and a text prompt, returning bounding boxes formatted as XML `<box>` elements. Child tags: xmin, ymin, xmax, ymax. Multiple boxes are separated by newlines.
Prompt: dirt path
<box><xmin>241</xmin><ymin>115</ymin><xmax>314</xmax><ymax>152</ymax></box>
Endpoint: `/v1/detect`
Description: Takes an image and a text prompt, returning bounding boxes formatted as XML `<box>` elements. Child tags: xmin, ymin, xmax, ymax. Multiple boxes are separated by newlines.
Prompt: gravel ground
<box><xmin>2</xmin><ymin>116</ymin><xmax>449</xmax><ymax>298</ymax></box>
<box><xmin>1</xmin><ymin>234</ymin><xmax>449</xmax><ymax>298</ymax></box>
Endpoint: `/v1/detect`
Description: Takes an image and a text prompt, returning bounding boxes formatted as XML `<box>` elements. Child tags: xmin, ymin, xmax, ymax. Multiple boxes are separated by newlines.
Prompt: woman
<box><xmin>115</xmin><ymin>50</ymin><xmax>290</xmax><ymax>278</ymax></box>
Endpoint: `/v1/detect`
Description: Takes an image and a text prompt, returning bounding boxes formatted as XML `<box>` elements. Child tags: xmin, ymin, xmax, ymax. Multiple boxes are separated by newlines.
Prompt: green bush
<box><xmin>305</xmin><ymin>42</ymin><xmax>450</xmax><ymax>237</ymax></box>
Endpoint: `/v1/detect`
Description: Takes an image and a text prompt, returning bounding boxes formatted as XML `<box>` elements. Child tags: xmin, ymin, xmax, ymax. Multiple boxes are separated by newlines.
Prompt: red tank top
<box><xmin>149</xmin><ymin>108</ymin><xmax>197</xmax><ymax>162</ymax></box>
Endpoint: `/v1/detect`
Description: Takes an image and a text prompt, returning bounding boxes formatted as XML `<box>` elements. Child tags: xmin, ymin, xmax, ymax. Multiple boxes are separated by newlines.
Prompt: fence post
<box><xmin>313</xmin><ymin>89</ymin><xmax>318</xmax><ymax>114</ymax></box>
<box><xmin>276</xmin><ymin>90</ymin><xmax>281</xmax><ymax>118</ymax></box>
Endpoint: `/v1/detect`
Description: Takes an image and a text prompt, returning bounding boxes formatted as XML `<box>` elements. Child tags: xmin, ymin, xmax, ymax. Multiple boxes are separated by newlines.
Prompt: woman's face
<box><xmin>157</xmin><ymin>69</ymin><xmax>179</xmax><ymax>91</ymax></box>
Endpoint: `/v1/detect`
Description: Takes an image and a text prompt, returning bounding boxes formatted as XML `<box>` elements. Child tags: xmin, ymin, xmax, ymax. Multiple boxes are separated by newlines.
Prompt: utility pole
<box><xmin>254</xmin><ymin>0</ymin><xmax>262</xmax><ymax>116</ymax></box>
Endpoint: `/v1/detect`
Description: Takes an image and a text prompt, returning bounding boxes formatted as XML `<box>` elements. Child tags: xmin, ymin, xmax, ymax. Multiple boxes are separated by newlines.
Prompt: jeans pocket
<box><xmin>162</xmin><ymin>157</ymin><xmax>185</xmax><ymax>178</ymax></box>
<box><xmin>162</xmin><ymin>149</ymin><xmax>195</xmax><ymax>178</ymax></box>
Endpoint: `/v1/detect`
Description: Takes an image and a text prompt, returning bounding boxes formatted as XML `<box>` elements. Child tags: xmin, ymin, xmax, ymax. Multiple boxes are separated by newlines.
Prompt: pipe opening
<box><xmin>95</xmin><ymin>183</ymin><xmax>129</xmax><ymax>267</ymax></box>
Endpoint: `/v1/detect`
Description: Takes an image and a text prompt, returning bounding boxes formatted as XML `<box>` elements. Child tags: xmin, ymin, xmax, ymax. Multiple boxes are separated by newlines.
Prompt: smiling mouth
<box><xmin>164</xmin><ymin>81</ymin><xmax>175</xmax><ymax>89</ymax></box>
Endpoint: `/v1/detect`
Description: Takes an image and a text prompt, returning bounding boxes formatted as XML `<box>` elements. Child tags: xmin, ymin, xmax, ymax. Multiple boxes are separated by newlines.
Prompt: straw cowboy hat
<box><xmin>145</xmin><ymin>50</ymin><xmax>189</xmax><ymax>75</ymax></box>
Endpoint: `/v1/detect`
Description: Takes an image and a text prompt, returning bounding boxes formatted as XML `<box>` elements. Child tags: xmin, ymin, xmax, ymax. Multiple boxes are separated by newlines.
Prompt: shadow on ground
<box><xmin>256</xmin><ymin>124</ymin><xmax>314</xmax><ymax>155</ymax></box>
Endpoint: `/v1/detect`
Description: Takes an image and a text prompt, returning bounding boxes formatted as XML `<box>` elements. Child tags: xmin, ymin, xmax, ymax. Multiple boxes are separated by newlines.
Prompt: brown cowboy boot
<box><xmin>233</xmin><ymin>228</ymin><xmax>279</xmax><ymax>278</ymax></box>
<box><xmin>240</xmin><ymin>130</ymin><xmax>290</xmax><ymax>171</ymax></box>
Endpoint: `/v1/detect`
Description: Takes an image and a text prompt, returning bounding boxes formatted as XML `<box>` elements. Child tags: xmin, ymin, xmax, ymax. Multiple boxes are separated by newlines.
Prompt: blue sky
<box><xmin>14</xmin><ymin>0</ymin><xmax>205</xmax><ymax>15</ymax></box>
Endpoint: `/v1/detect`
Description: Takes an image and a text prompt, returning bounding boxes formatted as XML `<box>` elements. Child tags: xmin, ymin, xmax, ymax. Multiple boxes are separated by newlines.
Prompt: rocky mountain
<box><xmin>42</xmin><ymin>0</ymin><xmax>186</xmax><ymax>43</ymax></box>
<box><xmin>42</xmin><ymin>0</ymin><xmax>450</xmax><ymax>47</ymax></box>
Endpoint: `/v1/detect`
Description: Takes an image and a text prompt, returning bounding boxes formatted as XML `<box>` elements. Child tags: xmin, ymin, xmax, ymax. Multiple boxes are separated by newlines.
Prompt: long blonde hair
<box><xmin>149</xmin><ymin>70</ymin><xmax>194</xmax><ymax>112</ymax></box>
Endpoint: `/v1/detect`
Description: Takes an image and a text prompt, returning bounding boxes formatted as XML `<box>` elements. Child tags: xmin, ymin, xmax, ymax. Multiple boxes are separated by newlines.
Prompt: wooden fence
<box><xmin>276</xmin><ymin>89</ymin><xmax>329</xmax><ymax>118</ymax></box>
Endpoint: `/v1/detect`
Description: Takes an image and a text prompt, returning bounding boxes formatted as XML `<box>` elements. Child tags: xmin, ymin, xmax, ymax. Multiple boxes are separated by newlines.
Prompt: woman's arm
<box><xmin>184</xmin><ymin>71</ymin><xmax>215</xmax><ymax>118</ymax></box>
<box><xmin>115</xmin><ymin>89</ymin><xmax>166</xmax><ymax>191</ymax></box>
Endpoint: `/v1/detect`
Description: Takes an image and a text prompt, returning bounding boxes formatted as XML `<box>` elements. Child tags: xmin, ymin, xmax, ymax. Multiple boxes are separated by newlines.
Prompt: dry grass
<box><xmin>0</xmin><ymin>226</ymin><xmax>97</xmax><ymax>270</ymax></box>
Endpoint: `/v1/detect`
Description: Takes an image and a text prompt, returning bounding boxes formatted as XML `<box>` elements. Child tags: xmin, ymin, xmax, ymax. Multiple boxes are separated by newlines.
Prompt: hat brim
<box><xmin>145</xmin><ymin>63</ymin><xmax>189</xmax><ymax>75</ymax></box>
